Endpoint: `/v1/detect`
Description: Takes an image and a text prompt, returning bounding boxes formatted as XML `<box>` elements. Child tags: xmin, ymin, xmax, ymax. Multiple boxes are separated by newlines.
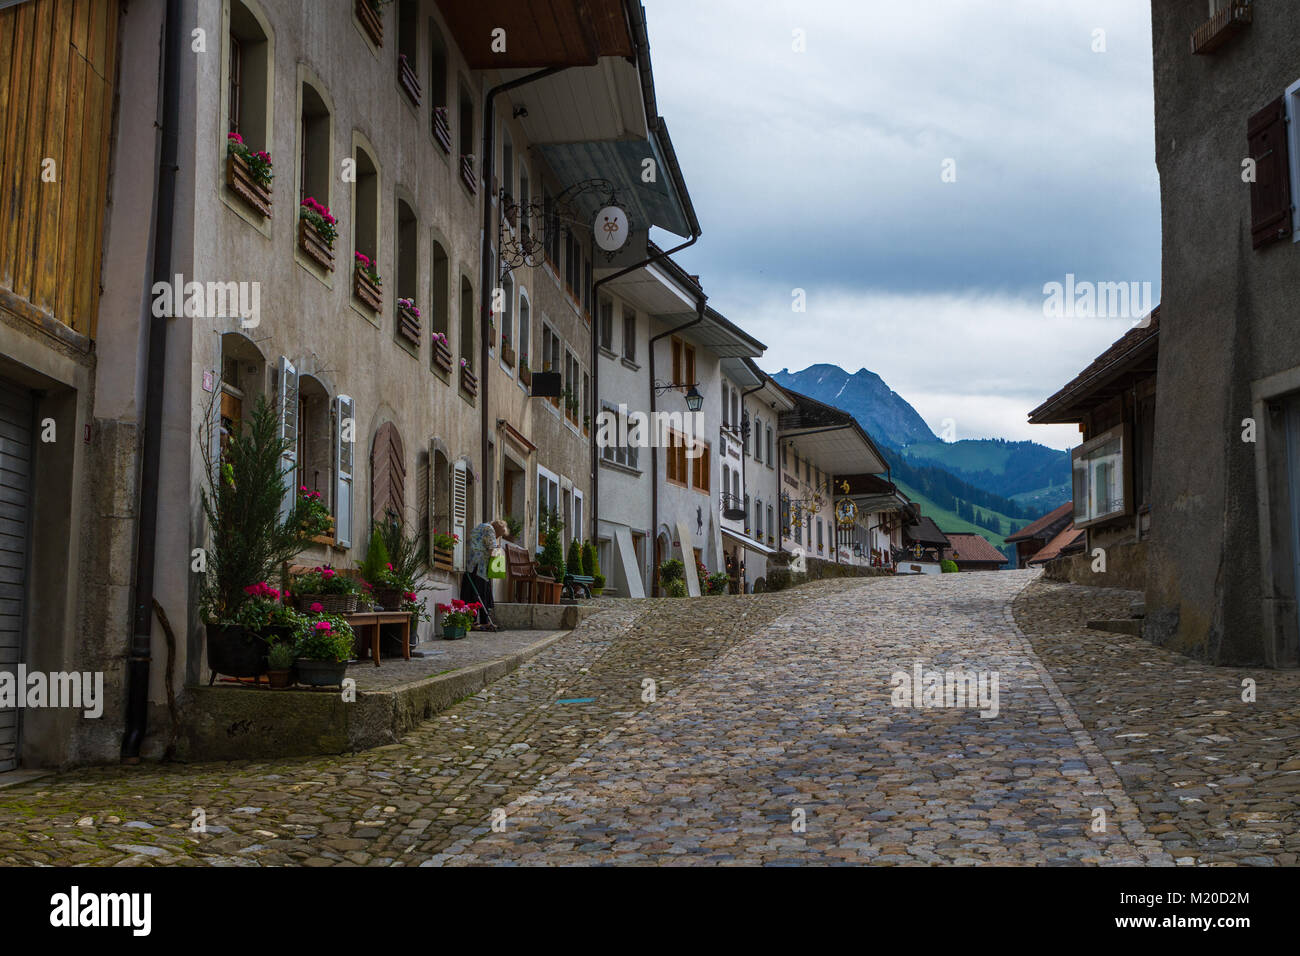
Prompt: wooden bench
<box><xmin>504</xmin><ymin>542</ymin><xmax>557</xmax><ymax>604</ymax></box>
<box><xmin>345</xmin><ymin>610</ymin><xmax>412</xmax><ymax>667</ymax></box>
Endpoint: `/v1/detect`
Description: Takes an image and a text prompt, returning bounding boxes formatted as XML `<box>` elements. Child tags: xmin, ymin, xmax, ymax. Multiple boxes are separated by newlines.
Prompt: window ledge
<box><xmin>620</xmin><ymin>357</ymin><xmax>640</xmax><ymax>372</ymax></box>
<box><xmin>598</xmin><ymin>346</ymin><xmax>618</xmax><ymax>361</ymax></box>
<box><xmin>599</xmin><ymin>458</ymin><xmax>642</xmax><ymax>478</ymax></box>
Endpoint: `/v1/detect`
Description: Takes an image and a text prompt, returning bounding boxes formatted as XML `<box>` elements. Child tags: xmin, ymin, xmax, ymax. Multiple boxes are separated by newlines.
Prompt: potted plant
<box><xmin>657</xmin><ymin>558</ymin><xmax>683</xmax><ymax>598</ymax></box>
<box><xmin>566</xmin><ymin>539</ymin><xmax>583</xmax><ymax>582</ymax></box>
<box><xmin>199</xmin><ymin>395</ymin><xmax>314</xmax><ymax>680</ymax></box>
<box><xmin>583</xmin><ymin>541</ymin><xmax>604</xmax><ymax>596</ymax></box>
<box><xmin>501</xmin><ymin>332</ymin><xmax>515</xmax><ymax>367</ymax></box>
<box><xmin>437</xmin><ymin>599</ymin><xmax>480</xmax><ymax>639</ymax></box>
<box><xmin>432</xmin><ymin>530</ymin><xmax>457</xmax><ymax>572</ymax></box>
<box><xmin>396</xmin><ymin>297</ymin><xmax>421</xmax><ymax>345</ymax></box>
<box><xmin>294</xmin><ymin>613</ymin><xmax>356</xmax><ymax>686</ymax></box>
<box><xmin>519</xmin><ymin>356</ymin><xmax>532</xmax><ymax>387</ymax></box>
<box><xmin>359</xmin><ymin>528</ymin><xmax>410</xmax><ymax>609</ymax></box>
<box><xmin>705</xmin><ymin>571</ymin><xmax>730</xmax><ymax>595</ymax></box>
<box><xmin>266</xmin><ymin>640</ymin><xmax>297</xmax><ymax>689</ymax></box>
<box><xmin>432</xmin><ymin>105</ymin><xmax>452</xmax><ymax>153</ymax></box>
<box><xmin>431</xmin><ymin>331</ymin><xmax>453</xmax><ymax>375</ymax></box>
<box><xmin>225</xmin><ymin>131</ymin><xmax>273</xmax><ymax>218</ymax></box>
<box><xmin>353</xmin><ymin>251</ymin><xmax>383</xmax><ymax>310</ymax></box>
<box><xmin>539</xmin><ymin>529</ymin><xmax>565</xmax><ymax>581</ymax></box>
<box><xmin>290</xmin><ymin>565</ymin><xmax>362</xmax><ymax>614</ymax></box>
<box><xmin>298</xmin><ymin>485</ymin><xmax>334</xmax><ymax>542</ymax></box>
<box><xmin>460</xmin><ymin>357</ymin><xmax>478</xmax><ymax>396</ymax></box>
<box><xmin>298</xmin><ymin>196</ymin><xmax>337</xmax><ymax>270</ymax></box>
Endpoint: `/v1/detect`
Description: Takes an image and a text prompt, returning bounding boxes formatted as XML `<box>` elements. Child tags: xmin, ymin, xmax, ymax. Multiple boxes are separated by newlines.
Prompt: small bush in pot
<box><xmin>293</xmin><ymin>614</ymin><xmax>355</xmax><ymax>686</ymax></box>
<box><xmin>266</xmin><ymin>640</ymin><xmax>297</xmax><ymax>689</ymax></box>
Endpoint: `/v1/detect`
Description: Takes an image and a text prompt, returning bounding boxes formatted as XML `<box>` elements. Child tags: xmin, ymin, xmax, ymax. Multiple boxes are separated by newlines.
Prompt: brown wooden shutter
<box><xmin>1248</xmin><ymin>96</ymin><xmax>1292</xmax><ymax>249</ymax></box>
<box><xmin>370</xmin><ymin>422</ymin><xmax>407</xmax><ymax>524</ymax></box>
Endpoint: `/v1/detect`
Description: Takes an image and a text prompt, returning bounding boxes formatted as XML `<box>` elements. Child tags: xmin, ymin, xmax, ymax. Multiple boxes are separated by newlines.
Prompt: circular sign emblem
<box><xmin>835</xmin><ymin>498</ymin><xmax>858</xmax><ymax>527</ymax></box>
<box><xmin>594</xmin><ymin>205</ymin><xmax>629</xmax><ymax>252</ymax></box>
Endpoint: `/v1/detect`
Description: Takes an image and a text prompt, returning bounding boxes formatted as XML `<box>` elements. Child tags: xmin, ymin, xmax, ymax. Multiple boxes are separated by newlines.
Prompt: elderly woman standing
<box><xmin>461</xmin><ymin>518</ymin><xmax>508</xmax><ymax>630</ymax></box>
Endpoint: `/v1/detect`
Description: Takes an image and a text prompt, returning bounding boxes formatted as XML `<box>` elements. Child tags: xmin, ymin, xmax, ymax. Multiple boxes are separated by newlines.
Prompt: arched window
<box><xmin>352</xmin><ymin>143</ymin><xmax>379</xmax><ymax>310</ymax></box>
<box><xmin>518</xmin><ymin>290</ymin><xmax>531</xmax><ymax>374</ymax></box>
<box><xmin>299</xmin><ymin>81</ymin><xmax>330</xmax><ymax>204</ymax></box>
<box><xmin>397</xmin><ymin>0</ymin><xmax>420</xmax><ymax>106</ymax></box>
<box><xmin>459</xmin><ymin>275</ymin><xmax>474</xmax><ymax>372</ymax></box>
<box><xmin>428</xmin><ymin>20</ymin><xmax>450</xmax><ymax>151</ymax></box>
<box><xmin>499</xmin><ymin>273</ymin><xmax>514</xmax><ymax>366</ymax></box>
<box><xmin>227</xmin><ymin>1</ymin><xmax>270</xmax><ymax>150</ymax></box>
<box><xmin>720</xmin><ymin>382</ymin><xmax>728</xmax><ymax>426</ymax></box>
<box><xmin>722</xmin><ymin>464</ymin><xmax>730</xmax><ymax>504</ymax></box>
<box><xmin>396</xmin><ymin>197</ymin><xmax>419</xmax><ymax>347</ymax></box>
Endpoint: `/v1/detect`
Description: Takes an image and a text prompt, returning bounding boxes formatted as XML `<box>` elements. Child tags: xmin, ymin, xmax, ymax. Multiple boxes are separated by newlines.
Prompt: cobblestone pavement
<box><xmin>0</xmin><ymin>571</ymin><xmax>1269</xmax><ymax>866</ymax></box>
<box><xmin>1013</xmin><ymin>578</ymin><xmax>1300</xmax><ymax>866</ymax></box>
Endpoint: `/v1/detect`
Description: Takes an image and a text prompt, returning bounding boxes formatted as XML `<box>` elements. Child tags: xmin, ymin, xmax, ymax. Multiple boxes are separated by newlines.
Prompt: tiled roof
<box><xmin>1028</xmin><ymin>524</ymin><xmax>1086</xmax><ymax>565</ymax></box>
<box><xmin>903</xmin><ymin>515</ymin><xmax>949</xmax><ymax>547</ymax></box>
<box><xmin>1006</xmin><ymin>502</ymin><xmax>1074</xmax><ymax>543</ymax></box>
<box><xmin>1028</xmin><ymin>308</ymin><xmax>1159</xmax><ymax>424</ymax></box>
<box><xmin>943</xmin><ymin>533</ymin><xmax>1008</xmax><ymax>566</ymax></box>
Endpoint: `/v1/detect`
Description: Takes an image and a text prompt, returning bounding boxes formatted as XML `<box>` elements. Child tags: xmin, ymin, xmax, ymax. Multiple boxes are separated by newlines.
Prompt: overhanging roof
<box><xmin>537</xmin><ymin>120</ymin><xmax>694</xmax><ymax>238</ymax></box>
<box><xmin>1029</xmin><ymin>309</ymin><xmax>1160</xmax><ymax>425</ymax></box>
<box><xmin>720</xmin><ymin>356</ymin><xmax>764</xmax><ymax>388</ymax></box>
<box><xmin>439</xmin><ymin>0</ymin><xmax>634</xmax><ymax>70</ymax></box>
<box><xmin>779</xmin><ymin>389</ymin><xmax>888</xmax><ymax>475</ymax></box>
<box><xmin>722</xmin><ymin>528</ymin><xmax>777</xmax><ymax>556</ymax></box>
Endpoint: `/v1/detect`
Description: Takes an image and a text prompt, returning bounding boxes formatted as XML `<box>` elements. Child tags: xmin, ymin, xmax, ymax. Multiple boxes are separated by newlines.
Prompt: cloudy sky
<box><xmin>642</xmin><ymin>0</ymin><xmax>1161</xmax><ymax>450</ymax></box>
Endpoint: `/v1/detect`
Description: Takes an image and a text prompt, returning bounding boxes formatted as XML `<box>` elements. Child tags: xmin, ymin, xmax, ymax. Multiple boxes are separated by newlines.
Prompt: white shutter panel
<box><xmin>452</xmin><ymin>461</ymin><xmax>467</xmax><ymax>570</ymax></box>
<box><xmin>428</xmin><ymin>438</ymin><xmax>438</xmax><ymax>559</ymax></box>
<box><xmin>334</xmin><ymin>395</ymin><xmax>354</xmax><ymax>549</ymax></box>
<box><xmin>278</xmin><ymin>357</ymin><xmax>298</xmax><ymax>521</ymax></box>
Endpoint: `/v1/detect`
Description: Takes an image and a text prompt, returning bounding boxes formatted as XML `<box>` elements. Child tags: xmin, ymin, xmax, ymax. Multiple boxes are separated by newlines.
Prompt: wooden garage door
<box><xmin>0</xmin><ymin>379</ymin><xmax>33</xmax><ymax>772</ymax></box>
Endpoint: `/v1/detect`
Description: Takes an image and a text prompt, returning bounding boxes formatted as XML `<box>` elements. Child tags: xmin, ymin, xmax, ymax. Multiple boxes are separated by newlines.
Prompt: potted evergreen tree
<box><xmin>198</xmin><ymin>394</ymin><xmax>312</xmax><ymax>680</ymax></box>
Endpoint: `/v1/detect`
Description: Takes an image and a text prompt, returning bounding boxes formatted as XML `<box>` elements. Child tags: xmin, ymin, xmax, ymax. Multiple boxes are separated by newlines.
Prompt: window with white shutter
<box><xmin>334</xmin><ymin>395</ymin><xmax>354</xmax><ymax>549</ymax></box>
<box><xmin>452</xmin><ymin>460</ymin><xmax>468</xmax><ymax>569</ymax></box>
<box><xmin>277</xmin><ymin>356</ymin><xmax>298</xmax><ymax>520</ymax></box>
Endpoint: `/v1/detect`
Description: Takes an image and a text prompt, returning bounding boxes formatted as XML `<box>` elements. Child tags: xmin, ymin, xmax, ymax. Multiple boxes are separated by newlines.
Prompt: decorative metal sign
<box><xmin>834</xmin><ymin>497</ymin><xmax>858</xmax><ymax>528</ymax></box>
<box><xmin>594</xmin><ymin>205</ymin><xmax>629</xmax><ymax>252</ymax></box>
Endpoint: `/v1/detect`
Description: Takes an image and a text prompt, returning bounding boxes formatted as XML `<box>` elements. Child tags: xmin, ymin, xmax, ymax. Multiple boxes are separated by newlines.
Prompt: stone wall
<box><xmin>1042</xmin><ymin>540</ymin><xmax>1147</xmax><ymax>590</ymax></box>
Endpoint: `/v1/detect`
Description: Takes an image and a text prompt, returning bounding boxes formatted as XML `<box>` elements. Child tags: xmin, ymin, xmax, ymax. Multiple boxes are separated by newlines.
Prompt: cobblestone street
<box><xmin>0</xmin><ymin>572</ymin><xmax>1292</xmax><ymax>866</ymax></box>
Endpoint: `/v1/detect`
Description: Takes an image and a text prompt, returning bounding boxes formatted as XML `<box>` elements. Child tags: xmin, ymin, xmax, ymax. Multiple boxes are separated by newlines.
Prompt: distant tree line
<box><xmin>884</xmin><ymin>452</ymin><xmax>1037</xmax><ymax>523</ymax></box>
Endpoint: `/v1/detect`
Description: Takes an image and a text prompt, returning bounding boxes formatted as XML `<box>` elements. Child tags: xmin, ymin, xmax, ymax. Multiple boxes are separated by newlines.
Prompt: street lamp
<box><xmin>653</xmin><ymin>379</ymin><xmax>703</xmax><ymax>412</ymax></box>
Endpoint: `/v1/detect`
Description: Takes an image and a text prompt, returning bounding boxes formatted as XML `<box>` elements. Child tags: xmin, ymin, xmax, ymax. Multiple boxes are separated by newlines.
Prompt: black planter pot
<box><xmin>206</xmin><ymin>624</ymin><xmax>268</xmax><ymax>682</ymax></box>
<box><xmin>295</xmin><ymin>658</ymin><xmax>348</xmax><ymax>687</ymax></box>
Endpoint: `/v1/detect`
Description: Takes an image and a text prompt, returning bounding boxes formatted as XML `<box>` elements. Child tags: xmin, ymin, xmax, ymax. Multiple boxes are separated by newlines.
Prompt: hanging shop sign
<box><xmin>594</xmin><ymin>205</ymin><xmax>630</xmax><ymax>253</ymax></box>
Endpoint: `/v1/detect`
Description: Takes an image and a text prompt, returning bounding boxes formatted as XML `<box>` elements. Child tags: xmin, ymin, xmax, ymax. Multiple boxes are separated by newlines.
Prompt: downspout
<box><xmin>648</xmin><ymin>297</ymin><xmax>705</xmax><ymax>589</ymax></box>
<box><xmin>591</xmin><ymin>232</ymin><xmax>699</xmax><ymax>554</ymax></box>
<box><xmin>122</xmin><ymin>0</ymin><xmax>183</xmax><ymax>763</ymax></box>
<box><xmin>738</xmin><ymin>380</ymin><xmax>763</xmax><ymax>589</ymax></box>
<box><xmin>478</xmin><ymin>66</ymin><xmax>568</xmax><ymax>522</ymax></box>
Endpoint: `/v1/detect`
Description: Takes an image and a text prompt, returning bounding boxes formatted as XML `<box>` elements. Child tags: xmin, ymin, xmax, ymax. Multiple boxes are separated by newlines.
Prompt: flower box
<box><xmin>501</xmin><ymin>342</ymin><xmax>516</xmax><ymax>367</ymax></box>
<box><xmin>298</xmin><ymin>217</ymin><xmax>335</xmax><ymax>271</ymax></box>
<box><xmin>356</xmin><ymin>0</ymin><xmax>382</xmax><ymax>46</ymax></box>
<box><xmin>460</xmin><ymin>364</ymin><xmax>478</xmax><ymax>397</ymax></box>
<box><xmin>460</xmin><ymin>154</ymin><xmax>477</xmax><ymax>194</ymax></box>
<box><xmin>225</xmin><ymin>152</ymin><xmax>272</xmax><ymax>218</ymax></box>
<box><xmin>433</xmin><ymin>546</ymin><xmax>454</xmax><ymax>573</ymax></box>
<box><xmin>1191</xmin><ymin>2</ymin><xmax>1251</xmax><ymax>54</ymax></box>
<box><xmin>353</xmin><ymin>266</ymin><xmax>382</xmax><ymax>311</ymax></box>
<box><xmin>432</xmin><ymin>337</ymin><xmax>454</xmax><ymax>375</ymax></box>
<box><xmin>398</xmin><ymin>54</ymin><xmax>421</xmax><ymax>105</ymax></box>
<box><xmin>432</xmin><ymin>106</ymin><xmax>452</xmax><ymax>154</ymax></box>
<box><xmin>397</xmin><ymin>302</ymin><xmax>421</xmax><ymax>346</ymax></box>
<box><xmin>519</xmin><ymin>365</ymin><xmax>532</xmax><ymax>387</ymax></box>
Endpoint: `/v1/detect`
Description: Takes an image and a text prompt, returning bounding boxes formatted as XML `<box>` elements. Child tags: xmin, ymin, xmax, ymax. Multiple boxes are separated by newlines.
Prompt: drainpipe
<box><xmin>647</xmin><ymin>297</ymin><xmax>705</xmax><ymax>589</ymax></box>
<box><xmin>590</xmin><ymin>233</ymin><xmax>698</xmax><ymax>565</ymax></box>
<box><xmin>478</xmin><ymin>67</ymin><xmax>568</xmax><ymax>523</ymax></box>
<box><xmin>738</xmin><ymin>380</ymin><xmax>763</xmax><ymax>589</ymax></box>
<box><xmin>122</xmin><ymin>0</ymin><xmax>183</xmax><ymax>763</ymax></box>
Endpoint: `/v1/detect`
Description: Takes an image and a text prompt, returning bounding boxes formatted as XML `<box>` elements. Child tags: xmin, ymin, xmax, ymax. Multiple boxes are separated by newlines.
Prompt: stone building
<box><xmin>0</xmin><ymin>0</ymin><xmax>697</xmax><ymax>768</ymax></box>
<box><xmin>1147</xmin><ymin>0</ymin><xmax>1300</xmax><ymax>666</ymax></box>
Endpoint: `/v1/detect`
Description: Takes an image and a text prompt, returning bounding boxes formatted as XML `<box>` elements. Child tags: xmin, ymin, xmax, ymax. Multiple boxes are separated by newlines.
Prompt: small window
<box><xmin>692</xmin><ymin>441</ymin><xmax>711</xmax><ymax>493</ymax></box>
<box><xmin>397</xmin><ymin>0</ymin><xmax>420</xmax><ymax>106</ymax></box>
<box><xmin>599</xmin><ymin>298</ymin><xmax>614</xmax><ymax>351</ymax></box>
<box><xmin>518</xmin><ymin>291</ymin><xmax>531</xmax><ymax>372</ymax></box>
<box><xmin>622</xmin><ymin>306</ymin><xmax>636</xmax><ymax>362</ymax></box>
<box><xmin>1072</xmin><ymin>424</ymin><xmax>1129</xmax><ymax>527</ymax></box>
<box><xmin>395</xmin><ymin>198</ymin><xmax>419</xmax><ymax>347</ymax></box>
<box><xmin>429</xmin><ymin>20</ymin><xmax>450</xmax><ymax>150</ymax></box>
<box><xmin>459</xmin><ymin>275</ymin><xmax>474</xmax><ymax>371</ymax></box>
<box><xmin>228</xmin><ymin>2</ymin><xmax>269</xmax><ymax>149</ymax></box>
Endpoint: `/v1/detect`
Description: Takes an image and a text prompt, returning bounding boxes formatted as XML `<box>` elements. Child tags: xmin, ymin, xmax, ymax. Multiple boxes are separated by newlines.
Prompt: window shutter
<box><xmin>1248</xmin><ymin>96</ymin><xmax>1292</xmax><ymax>249</ymax></box>
<box><xmin>334</xmin><ymin>395</ymin><xmax>354</xmax><ymax>549</ymax></box>
<box><xmin>277</xmin><ymin>356</ymin><xmax>298</xmax><ymax>521</ymax></box>
<box><xmin>428</xmin><ymin>438</ymin><xmax>438</xmax><ymax>559</ymax></box>
<box><xmin>370</xmin><ymin>422</ymin><xmax>407</xmax><ymax>525</ymax></box>
<box><xmin>452</xmin><ymin>460</ymin><xmax>467</xmax><ymax>569</ymax></box>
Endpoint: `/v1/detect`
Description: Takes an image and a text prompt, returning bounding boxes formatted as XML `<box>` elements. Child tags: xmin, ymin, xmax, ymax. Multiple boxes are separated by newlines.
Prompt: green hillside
<box><xmin>893</xmin><ymin>479</ymin><xmax>1013</xmax><ymax>552</ymax></box>
<box><xmin>902</xmin><ymin>440</ymin><xmax>1014</xmax><ymax>475</ymax></box>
